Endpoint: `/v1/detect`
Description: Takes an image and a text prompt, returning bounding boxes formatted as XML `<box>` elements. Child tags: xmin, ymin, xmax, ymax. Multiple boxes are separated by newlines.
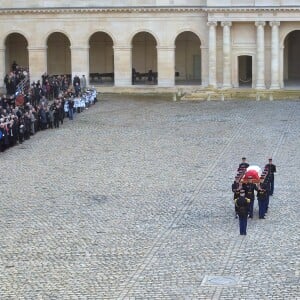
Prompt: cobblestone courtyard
<box><xmin>1</xmin><ymin>95</ymin><xmax>299</xmax><ymax>299</ymax></box>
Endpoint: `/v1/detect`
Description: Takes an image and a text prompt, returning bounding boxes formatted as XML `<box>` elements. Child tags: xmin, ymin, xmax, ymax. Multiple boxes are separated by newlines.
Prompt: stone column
<box><xmin>0</xmin><ymin>47</ymin><xmax>5</xmax><ymax>91</ymax></box>
<box><xmin>270</xmin><ymin>21</ymin><xmax>280</xmax><ymax>89</ymax></box>
<box><xmin>113</xmin><ymin>45</ymin><xmax>132</xmax><ymax>86</ymax></box>
<box><xmin>221</xmin><ymin>21</ymin><xmax>232</xmax><ymax>88</ymax></box>
<box><xmin>70</xmin><ymin>46</ymin><xmax>90</xmax><ymax>86</ymax></box>
<box><xmin>207</xmin><ymin>21</ymin><xmax>217</xmax><ymax>88</ymax></box>
<box><xmin>28</xmin><ymin>46</ymin><xmax>47</xmax><ymax>84</ymax></box>
<box><xmin>280</xmin><ymin>45</ymin><xmax>285</xmax><ymax>88</ymax></box>
<box><xmin>255</xmin><ymin>21</ymin><xmax>266</xmax><ymax>89</ymax></box>
<box><xmin>157</xmin><ymin>46</ymin><xmax>175</xmax><ymax>87</ymax></box>
<box><xmin>201</xmin><ymin>46</ymin><xmax>209</xmax><ymax>86</ymax></box>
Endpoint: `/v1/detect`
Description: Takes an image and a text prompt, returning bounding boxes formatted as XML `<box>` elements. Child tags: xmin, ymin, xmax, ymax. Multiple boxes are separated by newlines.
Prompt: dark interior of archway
<box><xmin>175</xmin><ymin>32</ymin><xmax>201</xmax><ymax>85</ymax></box>
<box><xmin>285</xmin><ymin>30</ymin><xmax>300</xmax><ymax>85</ymax></box>
<box><xmin>5</xmin><ymin>33</ymin><xmax>28</xmax><ymax>74</ymax></box>
<box><xmin>132</xmin><ymin>32</ymin><xmax>157</xmax><ymax>85</ymax></box>
<box><xmin>47</xmin><ymin>33</ymin><xmax>71</xmax><ymax>76</ymax></box>
<box><xmin>238</xmin><ymin>55</ymin><xmax>252</xmax><ymax>87</ymax></box>
<box><xmin>89</xmin><ymin>32</ymin><xmax>114</xmax><ymax>85</ymax></box>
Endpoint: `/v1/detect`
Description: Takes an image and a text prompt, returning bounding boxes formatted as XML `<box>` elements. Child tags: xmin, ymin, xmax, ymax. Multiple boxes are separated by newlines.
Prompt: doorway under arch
<box><xmin>238</xmin><ymin>55</ymin><xmax>252</xmax><ymax>88</ymax></box>
<box><xmin>131</xmin><ymin>32</ymin><xmax>157</xmax><ymax>85</ymax></box>
<box><xmin>89</xmin><ymin>32</ymin><xmax>114</xmax><ymax>85</ymax></box>
<box><xmin>47</xmin><ymin>32</ymin><xmax>71</xmax><ymax>77</ymax></box>
<box><xmin>284</xmin><ymin>30</ymin><xmax>300</xmax><ymax>88</ymax></box>
<box><xmin>175</xmin><ymin>31</ymin><xmax>201</xmax><ymax>85</ymax></box>
<box><xmin>5</xmin><ymin>33</ymin><xmax>28</xmax><ymax>74</ymax></box>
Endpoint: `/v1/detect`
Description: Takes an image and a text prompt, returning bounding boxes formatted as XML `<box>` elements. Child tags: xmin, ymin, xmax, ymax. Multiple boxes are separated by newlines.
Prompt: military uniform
<box><xmin>235</xmin><ymin>190</ymin><xmax>251</xmax><ymax>235</ymax></box>
<box><xmin>242</xmin><ymin>179</ymin><xmax>257</xmax><ymax>218</ymax></box>
<box><xmin>257</xmin><ymin>181</ymin><xmax>268</xmax><ymax>219</ymax></box>
<box><xmin>265</xmin><ymin>158</ymin><xmax>276</xmax><ymax>195</ymax></box>
<box><xmin>232</xmin><ymin>178</ymin><xmax>241</xmax><ymax>218</ymax></box>
<box><xmin>263</xmin><ymin>176</ymin><xmax>271</xmax><ymax>213</ymax></box>
<box><xmin>238</xmin><ymin>157</ymin><xmax>250</xmax><ymax>171</ymax></box>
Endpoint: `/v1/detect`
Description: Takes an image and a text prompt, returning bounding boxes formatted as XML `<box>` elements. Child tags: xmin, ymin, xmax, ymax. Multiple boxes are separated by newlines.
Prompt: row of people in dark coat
<box><xmin>0</xmin><ymin>105</ymin><xmax>35</xmax><ymax>150</ymax></box>
<box><xmin>0</xmin><ymin>89</ymin><xmax>95</xmax><ymax>153</ymax></box>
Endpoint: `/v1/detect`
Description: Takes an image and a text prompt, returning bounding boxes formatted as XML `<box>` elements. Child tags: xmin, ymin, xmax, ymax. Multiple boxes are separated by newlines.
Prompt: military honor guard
<box><xmin>238</xmin><ymin>157</ymin><xmax>250</xmax><ymax>171</ymax></box>
<box><xmin>242</xmin><ymin>176</ymin><xmax>257</xmax><ymax>219</ymax></box>
<box><xmin>232</xmin><ymin>176</ymin><xmax>242</xmax><ymax>218</ymax></box>
<box><xmin>257</xmin><ymin>176</ymin><xmax>268</xmax><ymax>219</ymax></box>
<box><xmin>232</xmin><ymin>158</ymin><xmax>278</xmax><ymax>234</ymax></box>
<box><xmin>264</xmin><ymin>158</ymin><xmax>276</xmax><ymax>196</ymax></box>
<box><xmin>234</xmin><ymin>190</ymin><xmax>251</xmax><ymax>235</ymax></box>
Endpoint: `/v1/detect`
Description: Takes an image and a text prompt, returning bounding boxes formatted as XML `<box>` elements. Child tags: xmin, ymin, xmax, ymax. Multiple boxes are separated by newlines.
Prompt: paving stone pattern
<box><xmin>0</xmin><ymin>95</ymin><xmax>299</xmax><ymax>299</ymax></box>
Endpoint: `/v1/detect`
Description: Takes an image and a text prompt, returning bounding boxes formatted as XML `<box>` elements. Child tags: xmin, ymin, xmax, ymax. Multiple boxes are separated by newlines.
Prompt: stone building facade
<box><xmin>1</xmin><ymin>0</ymin><xmax>300</xmax><ymax>90</ymax></box>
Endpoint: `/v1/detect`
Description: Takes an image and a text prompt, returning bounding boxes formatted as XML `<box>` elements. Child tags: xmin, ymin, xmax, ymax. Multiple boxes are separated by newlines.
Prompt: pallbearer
<box><xmin>235</xmin><ymin>190</ymin><xmax>251</xmax><ymax>235</ymax></box>
<box><xmin>265</xmin><ymin>158</ymin><xmax>276</xmax><ymax>196</ymax></box>
<box><xmin>232</xmin><ymin>176</ymin><xmax>242</xmax><ymax>218</ymax></box>
<box><xmin>238</xmin><ymin>157</ymin><xmax>249</xmax><ymax>170</ymax></box>
<box><xmin>257</xmin><ymin>176</ymin><xmax>268</xmax><ymax>219</ymax></box>
<box><xmin>242</xmin><ymin>176</ymin><xmax>257</xmax><ymax>219</ymax></box>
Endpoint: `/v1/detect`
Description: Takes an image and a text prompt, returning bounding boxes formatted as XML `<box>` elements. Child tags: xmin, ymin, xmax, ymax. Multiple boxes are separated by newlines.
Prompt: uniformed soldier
<box><xmin>265</xmin><ymin>158</ymin><xmax>276</xmax><ymax>196</ymax></box>
<box><xmin>238</xmin><ymin>157</ymin><xmax>250</xmax><ymax>171</ymax></box>
<box><xmin>234</xmin><ymin>190</ymin><xmax>251</xmax><ymax>235</ymax></box>
<box><xmin>263</xmin><ymin>175</ymin><xmax>271</xmax><ymax>214</ymax></box>
<box><xmin>232</xmin><ymin>176</ymin><xmax>242</xmax><ymax>218</ymax></box>
<box><xmin>257</xmin><ymin>177</ymin><xmax>268</xmax><ymax>219</ymax></box>
<box><xmin>242</xmin><ymin>176</ymin><xmax>257</xmax><ymax>219</ymax></box>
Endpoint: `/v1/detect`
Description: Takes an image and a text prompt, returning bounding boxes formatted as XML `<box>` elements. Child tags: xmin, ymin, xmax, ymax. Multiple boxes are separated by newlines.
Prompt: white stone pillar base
<box><xmin>255</xmin><ymin>84</ymin><xmax>266</xmax><ymax>90</ymax></box>
<box><xmin>269</xmin><ymin>84</ymin><xmax>280</xmax><ymax>90</ymax></box>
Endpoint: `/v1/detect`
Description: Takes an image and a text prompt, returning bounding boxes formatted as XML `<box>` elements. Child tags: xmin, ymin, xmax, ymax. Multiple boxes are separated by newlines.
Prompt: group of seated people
<box><xmin>132</xmin><ymin>68</ymin><xmax>157</xmax><ymax>84</ymax></box>
<box><xmin>89</xmin><ymin>69</ymin><xmax>160</xmax><ymax>85</ymax></box>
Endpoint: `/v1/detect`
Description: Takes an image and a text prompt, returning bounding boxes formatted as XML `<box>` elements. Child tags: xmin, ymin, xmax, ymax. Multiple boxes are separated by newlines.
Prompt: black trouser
<box><xmin>54</xmin><ymin>117</ymin><xmax>59</xmax><ymax>128</ymax></box>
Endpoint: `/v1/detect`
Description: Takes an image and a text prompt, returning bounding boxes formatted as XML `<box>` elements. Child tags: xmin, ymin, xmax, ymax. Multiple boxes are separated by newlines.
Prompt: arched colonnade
<box><xmin>2</xmin><ymin>24</ymin><xmax>300</xmax><ymax>89</ymax></box>
<box><xmin>2</xmin><ymin>30</ymin><xmax>203</xmax><ymax>87</ymax></box>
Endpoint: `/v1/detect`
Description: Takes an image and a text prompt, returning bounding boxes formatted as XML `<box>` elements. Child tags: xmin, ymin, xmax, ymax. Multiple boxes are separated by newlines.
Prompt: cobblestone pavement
<box><xmin>1</xmin><ymin>95</ymin><xmax>299</xmax><ymax>299</ymax></box>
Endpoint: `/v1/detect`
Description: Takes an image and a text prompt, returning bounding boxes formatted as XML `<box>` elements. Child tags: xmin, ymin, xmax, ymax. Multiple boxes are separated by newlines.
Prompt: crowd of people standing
<box><xmin>0</xmin><ymin>62</ymin><xmax>96</xmax><ymax>153</ymax></box>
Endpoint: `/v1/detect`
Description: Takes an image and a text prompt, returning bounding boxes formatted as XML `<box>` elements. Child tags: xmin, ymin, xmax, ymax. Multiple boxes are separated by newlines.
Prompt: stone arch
<box><xmin>89</xmin><ymin>30</ymin><xmax>116</xmax><ymax>47</ymax></box>
<box><xmin>173</xmin><ymin>28</ymin><xmax>205</xmax><ymax>47</ymax></box>
<box><xmin>282</xmin><ymin>29</ymin><xmax>300</xmax><ymax>87</ymax></box>
<box><xmin>89</xmin><ymin>31</ymin><xmax>114</xmax><ymax>85</ymax></box>
<box><xmin>43</xmin><ymin>29</ymin><xmax>73</xmax><ymax>47</ymax></box>
<box><xmin>129</xmin><ymin>29</ymin><xmax>159</xmax><ymax>48</ymax></box>
<box><xmin>131</xmin><ymin>31</ymin><xmax>158</xmax><ymax>85</ymax></box>
<box><xmin>174</xmin><ymin>31</ymin><xmax>202</xmax><ymax>85</ymax></box>
<box><xmin>46</xmin><ymin>32</ymin><xmax>71</xmax><ymax>76</ymax></box>
<box><xmin>4</xmin><ymin>32</ymin><xmax>29</xmax><ymax>74</ymax></box>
